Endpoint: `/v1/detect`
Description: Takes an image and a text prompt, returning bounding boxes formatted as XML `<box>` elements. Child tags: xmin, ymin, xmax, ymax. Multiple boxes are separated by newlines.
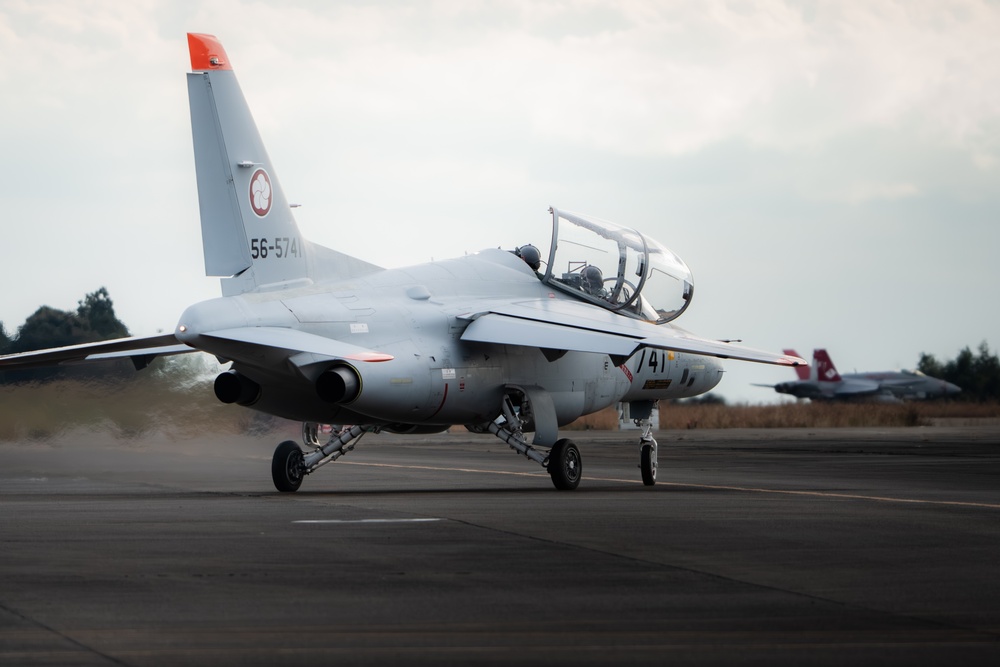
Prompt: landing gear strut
<box><xmin>270</xmin><ymin>423</ymin><xmax>373</xmax><ymax>493</ymax></box>
<box><xmin>480</xmin><ymin>393</ymin><xmax>582</xmax><ymax>491</ymax></box>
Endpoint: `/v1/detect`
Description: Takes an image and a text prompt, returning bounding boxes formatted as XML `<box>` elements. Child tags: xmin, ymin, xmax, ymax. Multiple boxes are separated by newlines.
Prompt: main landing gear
<box><xmin>482</xmin><ymin>394</ymin><xmax>662</xmax><ymax>490</ymax></box>
<box><xmin>479</xmin><ymin>394</ymin><xmax>583</xmax><ymax>490</ymax></box>
<box><xmin>271</xmin><ymin>423</ymin><xmax>372</xmax><ymax>492</ymax></box>
<box><xmin>549</xmin><ymin>438</ymin><xmax>583</xmax><ymax>490</ymax></box>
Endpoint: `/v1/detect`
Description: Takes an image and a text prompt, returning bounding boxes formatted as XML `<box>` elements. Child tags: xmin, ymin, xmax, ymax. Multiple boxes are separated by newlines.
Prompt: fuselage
<box><xmin>176</xmin><ymin>249</ymin><xmax>723</xmax><ymax>428</ymax></box>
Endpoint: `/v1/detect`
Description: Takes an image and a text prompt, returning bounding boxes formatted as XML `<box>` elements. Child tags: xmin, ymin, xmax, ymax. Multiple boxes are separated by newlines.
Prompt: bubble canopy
<box><xmin>542</xmin><ymin>208</ymin><xmax>694</xmax><ymax>324</ymax></box>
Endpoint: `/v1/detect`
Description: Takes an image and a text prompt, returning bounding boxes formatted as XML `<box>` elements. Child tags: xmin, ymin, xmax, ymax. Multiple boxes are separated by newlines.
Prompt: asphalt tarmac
<box><xmin>2</xmin><ymin>424</ymin><xmax>999</xmax><ymax>666</ymax></box>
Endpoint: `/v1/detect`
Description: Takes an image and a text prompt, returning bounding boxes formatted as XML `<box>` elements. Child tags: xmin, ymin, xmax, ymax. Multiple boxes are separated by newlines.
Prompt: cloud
<box><xmin>841</xmin><ymin>181</ymin><xmax>920</xmax><ymax>204</ymax></box>
<box><xmin>0</xmin><ymin>0</ymin><xmax>997</xmax><ymax>405</ymax></box>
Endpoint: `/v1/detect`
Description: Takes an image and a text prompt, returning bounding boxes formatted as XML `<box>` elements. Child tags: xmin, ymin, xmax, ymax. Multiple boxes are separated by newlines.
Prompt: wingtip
<box><xmin>187</xmin><ymin>33</ymin><xmax>232</xmax><ymax>71</ymax></box>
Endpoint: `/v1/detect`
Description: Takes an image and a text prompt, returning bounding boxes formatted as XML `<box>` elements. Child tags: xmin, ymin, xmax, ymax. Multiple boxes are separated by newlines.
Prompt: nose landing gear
<box><xmin>639</xmin><ymin>426</ymin><xmax>657</xmax><ymax>486</ymax></box>
<box><xmin>629</xmin><ymin>400</ymin><xmax>658</xmax><ymax>487</ymax></box>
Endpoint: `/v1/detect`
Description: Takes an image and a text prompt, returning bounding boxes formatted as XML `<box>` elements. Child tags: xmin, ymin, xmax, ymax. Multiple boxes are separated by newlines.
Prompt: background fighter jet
<box><xmin>757</xmin><ymin>348</ymin><xmax>961</xmax><ymax>403</ymax></box>
<box><xmin>0</xmin><ymin>34</ymin><xmax>804</xmax><ymax>492</ymax></box>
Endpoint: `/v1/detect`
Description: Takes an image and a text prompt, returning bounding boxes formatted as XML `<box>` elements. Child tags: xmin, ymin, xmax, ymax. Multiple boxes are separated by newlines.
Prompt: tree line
<box><xmin>1</xmin><ymin>287</ymin><xmax>131</xmax><ymax>382</ymax></box>
<box><xmin>919</xmin><ymin>342</ymin><xmax>1000</xmax><ymax>403</ymax></box>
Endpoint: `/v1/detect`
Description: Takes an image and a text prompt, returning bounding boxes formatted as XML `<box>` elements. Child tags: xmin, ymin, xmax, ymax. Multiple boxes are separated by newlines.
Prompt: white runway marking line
<box><xmin>339</xmin><ymin>461</ymin><xmax>1000</xmax><ymax>510</ymax></box>
<box><xmin>657</xmin><ymin>482</ymin><xmax>1000</xmax><ymax>510</ymax></box>
<box><xmin>293</xmin><ymin>518</ymin><xmax>443</xmax><ymax>524</ymax></box>
<box><xmin>341</xmin><ymin>460</ymin><xmax>549</xmax><ymax>479</ymax></box>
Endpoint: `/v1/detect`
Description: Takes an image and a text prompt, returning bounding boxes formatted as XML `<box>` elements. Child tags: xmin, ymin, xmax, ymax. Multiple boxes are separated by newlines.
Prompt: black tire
<box><xmin>640</xmin><ymin>443</ymin><xmax>657</xmax><ymax>486</ymax></box>
<box><xmin>272</xmin><ymin>440</ymin><xmax>305</xmax><ymax>493</ymax></box>
<box><xmin>548</xmin><ymin>439</ymin><xmax>582</xmax><ymax>491</ymax></box>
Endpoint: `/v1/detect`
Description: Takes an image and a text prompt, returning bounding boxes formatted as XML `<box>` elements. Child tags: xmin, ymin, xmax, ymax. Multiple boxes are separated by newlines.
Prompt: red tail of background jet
<box><xmin>813</xmin><ymin>349</ymin><xmax>843</xmax><ymax>383</ymax></box>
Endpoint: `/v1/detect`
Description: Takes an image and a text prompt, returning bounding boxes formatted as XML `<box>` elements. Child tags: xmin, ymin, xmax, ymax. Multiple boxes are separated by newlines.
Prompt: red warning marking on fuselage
<box><xmin>345</xmin><ymin>352</ymin><xmax>394</xmax><ymax>362</ymax></box>
<box><xmin>429</xmin><ymin>382</ymin><xmax>449</xmax><ymax>419</ymax></box>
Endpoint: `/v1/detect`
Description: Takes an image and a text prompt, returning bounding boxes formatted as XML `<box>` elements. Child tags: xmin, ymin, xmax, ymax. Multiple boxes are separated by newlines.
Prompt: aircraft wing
<box><xmin>0</xmin><ymin>333</ymin><xmax>193</xmax><ymax>371</ymax></box>
<box><xmin>1</xmin><ymin>326</ymin><xmax>396</xmax><ymax>376</ymax></box>
<box><xmin>459</xmin><ymin>300</ymin><xmax>804</xmax><ymax>366</ymax></box>
<box><xmin>191</xmin><ymin>327</ymin><xmax>393</xmax><ymax>364</ymax></box>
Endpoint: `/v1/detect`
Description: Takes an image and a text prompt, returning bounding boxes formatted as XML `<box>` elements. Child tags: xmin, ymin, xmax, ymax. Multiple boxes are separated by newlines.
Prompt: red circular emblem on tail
<box><xmin>249</xmin><ymin>169</ymin><xmax>272</xmax><ymax>217</ymax></box>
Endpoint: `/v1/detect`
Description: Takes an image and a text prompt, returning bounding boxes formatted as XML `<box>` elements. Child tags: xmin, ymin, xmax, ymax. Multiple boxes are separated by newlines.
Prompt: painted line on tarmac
<box><xmin>293</xmin><ymin>518</ymin><xmax>443</xmax><ymax>524</ymax></box>
<box><xmin>341</xmin><ymin>461</ymin><xmax>549</xmax><ymax>479</ymax></box>
<box><xmin>655</xmin><ymin>481</ymin><xmax>1000</xmax><ymax>510</ymax></box>
<box><xmin>340</xmin><ymin>461</ymin><xmax>1000</xmax><ymax>510</ymax></box>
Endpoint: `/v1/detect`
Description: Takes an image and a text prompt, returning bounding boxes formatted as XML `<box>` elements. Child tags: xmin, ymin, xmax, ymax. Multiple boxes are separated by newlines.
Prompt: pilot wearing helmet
<box><xmin>581</xmin><ymin>265</ymin><xmax>605</xmax><ymax>297</ymax></box>
<box><xmin>514</xmin><ymin>244</ymin><xmax>542</xmax><ymax>273</ymax></box>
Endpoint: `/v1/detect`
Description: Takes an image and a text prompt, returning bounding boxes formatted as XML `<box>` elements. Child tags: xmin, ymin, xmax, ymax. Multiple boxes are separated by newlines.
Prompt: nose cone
<box><xmin>705</xmin><ymin>357</ymin><xmax>725</xmax><ymax>391</ymax></box>
<box><xmin>945</xmin><ymin>382</ymin><xmax>962</xmax><ymax>396</ymax></box>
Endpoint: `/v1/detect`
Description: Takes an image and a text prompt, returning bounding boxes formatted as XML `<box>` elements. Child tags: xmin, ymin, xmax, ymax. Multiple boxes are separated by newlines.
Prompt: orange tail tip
<box><xmin>188</xmin><ymin>33</ymin><xmax>232</xmax><ymax>71</ymax></box>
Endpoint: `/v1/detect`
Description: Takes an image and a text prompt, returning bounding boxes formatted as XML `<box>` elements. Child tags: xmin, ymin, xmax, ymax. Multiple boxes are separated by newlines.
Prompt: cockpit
<box><xmin>539</xmin><ymin>208</ymin><xmax>694</xmax><ymax>324</ymax></box>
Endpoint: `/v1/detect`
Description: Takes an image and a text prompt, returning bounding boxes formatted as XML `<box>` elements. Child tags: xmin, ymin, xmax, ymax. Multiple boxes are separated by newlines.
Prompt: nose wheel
<box><xmin>635</xmin><ymin>410</ymin><xmax>658</xmax><ymax>487</ymax></box>
<box><xmin>640</xmin><ymin>440</ymin><xmax>657</xmax><ymax>486</ymax></box>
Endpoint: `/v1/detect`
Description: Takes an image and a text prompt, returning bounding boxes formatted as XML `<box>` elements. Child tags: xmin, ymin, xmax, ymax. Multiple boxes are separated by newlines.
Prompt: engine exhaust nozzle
<box><xmin>316</xmin><ymin>365</ymin><xmax>361</xmax><ymax>404</ymax></box>
<box><xmin>214</xmin><ymin>371</ymin><xmax>261</xmax><ymax>406</ymax></box>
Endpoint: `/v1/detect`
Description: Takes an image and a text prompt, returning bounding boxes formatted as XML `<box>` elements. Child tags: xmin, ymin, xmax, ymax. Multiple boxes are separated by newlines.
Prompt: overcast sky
<box><xmin>2</xmin><ymin>0</ymin><xmax>998</xmax><ymax>404</ymax></box>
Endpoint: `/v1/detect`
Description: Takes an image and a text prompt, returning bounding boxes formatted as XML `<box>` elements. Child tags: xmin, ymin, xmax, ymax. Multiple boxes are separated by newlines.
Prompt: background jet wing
<box><xmin>459</xmin><ymin>300</ymin><xmax>804</xmax><ymax>366</ymax></box>
<box><xmin>876</xmin><ymin>377</ymin><xmax>924</xmax><ymax>390</ymax></box>
<box><xmin>831</xmin><ymin>379</ymin><xmax>881</xmax><ymax>396</ymax></box>
<box><xmin>0</xmin><ymin>333</ymin><xmax>192</xmax><ymax>371</ymax></box>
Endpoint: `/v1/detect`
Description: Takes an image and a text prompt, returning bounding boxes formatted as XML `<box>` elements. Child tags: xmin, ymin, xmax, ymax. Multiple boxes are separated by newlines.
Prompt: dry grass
<box><xmin>0</xmin><ymin>378</ymin><xmax>271</xmax><ymax>442</ymax></box>
<box><xmin>568</xmin><ymin>401</ymin><xmax>1000</xmax><ymax>430</ymax></box>
<box><xmin>4</xmin><ymin>365</ymin><xmax>998</xmax><ymax>442</ymax></box>
<box><xmin>0</xmin><ymin>357</ymin><xmax>280</xmax><ymax>442</ymax></box>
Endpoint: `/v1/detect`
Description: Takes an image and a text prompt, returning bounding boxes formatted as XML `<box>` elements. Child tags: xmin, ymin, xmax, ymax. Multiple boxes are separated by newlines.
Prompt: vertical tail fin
<box><xmin>186</xmin><ymin>33</ymin><xmax>308</xmax><ymax>294</ymax></box>
<box><xmin>783</xmin><ymin>349</ymin><xmax>810</xmax><ymax>380</ymax></box>
<box><xmin>812</xmin><ymin>349</ymin><xmax>842</xmax><ymax>383</ymax></box>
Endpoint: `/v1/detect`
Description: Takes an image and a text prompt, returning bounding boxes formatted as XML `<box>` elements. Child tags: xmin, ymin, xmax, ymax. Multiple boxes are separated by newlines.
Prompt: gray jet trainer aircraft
<box><xmin>756</xmin><ymin>349</ymin><xmax>961</xmax><ymax>402</ymax></box>
<box><xmin>0</xmin><ymin>34</ymin><xmax>805</xmax><ymax>492</ymax></box>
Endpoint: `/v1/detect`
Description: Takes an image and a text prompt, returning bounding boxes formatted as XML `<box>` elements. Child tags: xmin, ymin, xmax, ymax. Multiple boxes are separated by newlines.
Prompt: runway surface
<box><xmin>2</xmin><ymin>425</ymin><xmax>1000</xmax><ymax>665</ymax></box>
